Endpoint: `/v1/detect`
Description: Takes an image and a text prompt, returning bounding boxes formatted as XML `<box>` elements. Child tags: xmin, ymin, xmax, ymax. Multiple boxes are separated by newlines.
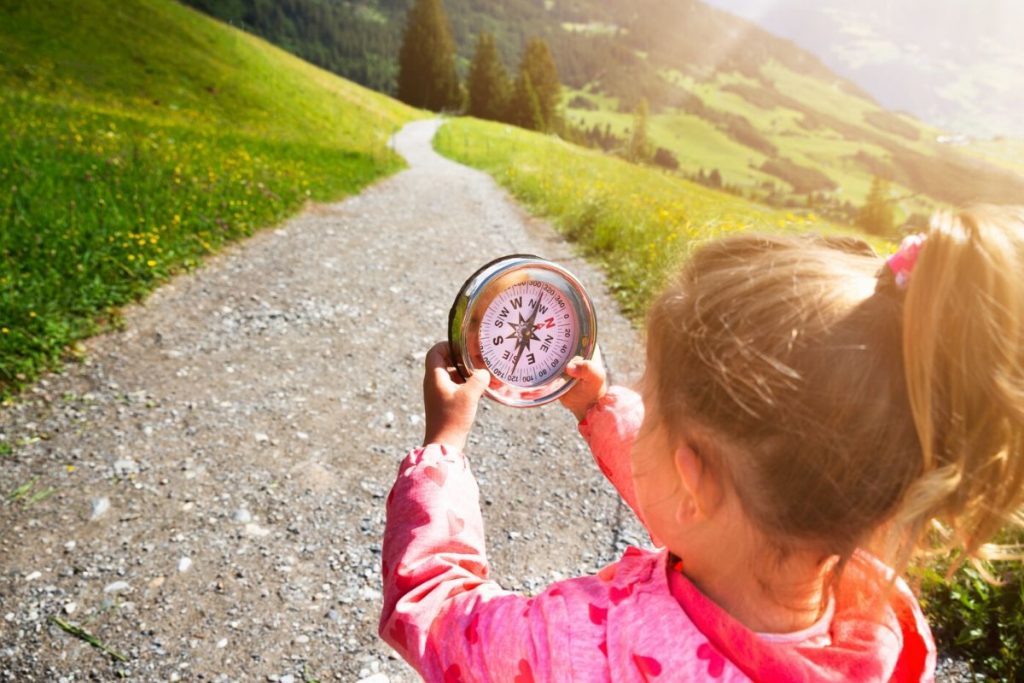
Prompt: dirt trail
<box><xmin>0</xmin><ymin>119</ymin><xmax>645</xmax><ymax>681</ymax></box>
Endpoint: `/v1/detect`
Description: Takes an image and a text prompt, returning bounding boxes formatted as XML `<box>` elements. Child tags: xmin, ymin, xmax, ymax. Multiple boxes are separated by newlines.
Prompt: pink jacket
<box><xmin>380</xmin><ymin>387</ymin><xmax>937</xmax><ymax>681</ymax></box>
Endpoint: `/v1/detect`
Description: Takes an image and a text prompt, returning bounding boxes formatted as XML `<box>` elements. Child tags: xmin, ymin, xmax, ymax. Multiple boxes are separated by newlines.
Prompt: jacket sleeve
<box><xmin>379</xmin><ymin>444</ymin><xmax>576</xmax><ymax>681</ymax></box>
<box><xmin>577</xmin><ymin>386</ymin><xmax>647</xmax><ymax>528</ymax></box>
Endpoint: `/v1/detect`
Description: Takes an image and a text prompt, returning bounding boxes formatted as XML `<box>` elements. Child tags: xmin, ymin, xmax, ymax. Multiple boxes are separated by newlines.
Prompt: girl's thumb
<box><xmin>469</xmin><ymin>369</ymin><xmax>491</xmax><ymax>391</ymax></box>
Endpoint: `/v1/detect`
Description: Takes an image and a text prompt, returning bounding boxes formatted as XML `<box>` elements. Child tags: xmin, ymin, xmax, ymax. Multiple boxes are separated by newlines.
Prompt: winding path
<box><xmin>0</xmin><ymin>119</ymin><xmax>644</xmax><ymax>681</ymax></box>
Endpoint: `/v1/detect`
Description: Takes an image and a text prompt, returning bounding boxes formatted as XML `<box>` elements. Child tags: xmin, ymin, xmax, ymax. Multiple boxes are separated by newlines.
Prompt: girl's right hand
<box><xmin>560</xmin><ymin>346</ymin><xmax>608</xmax><ymax>422</ymax></box>
<box><xmin>422</xmin><ymin>341</ymin><xmax>490</xmax><ymax>453</ymax></box>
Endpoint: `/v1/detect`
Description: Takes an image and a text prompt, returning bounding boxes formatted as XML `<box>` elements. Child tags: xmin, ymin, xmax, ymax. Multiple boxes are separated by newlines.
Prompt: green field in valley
<box><xmin>566</xmin><ymin>61</ymin><xmax>1024</xmax><ymax>228</ymax></box>
<box><xmin>0</xmin><ymin>0</ymin><xmax>421</xmax><ymax>393</ymax></box>
<box><xmin>564</xmin><ymin>69</ymin><xmax>933</xmax><ymax>221</ymax></box>
<box><xmin>434</xmin><ymin>116</ymin><xmax>886</xmax><ymax>319</ymax></box>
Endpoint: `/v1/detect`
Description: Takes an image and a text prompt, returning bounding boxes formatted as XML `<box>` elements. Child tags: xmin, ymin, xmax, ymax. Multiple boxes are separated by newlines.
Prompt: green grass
<box><xmin>568</xmin><ymin>61</ymin><xmax>956</xmax><ymax>220</ymax></box>
<box><xmin>0</xmin><ymin>0</ymin><xmax>421</xmax><ymax>392</ymax></box>
<box><xmin>564</xmin><ymin>92</ymin><xmax>776</xmax><ymax>188</ymax></box>
<box><xmin>435</xmin><ymin>116</ymin><xmax>870</xmax><ymax>319</ymax></box>
<box><xmin>564</xmin><ymin>83</ymin><xmax>934</xmax><ymax>219</ymax></box>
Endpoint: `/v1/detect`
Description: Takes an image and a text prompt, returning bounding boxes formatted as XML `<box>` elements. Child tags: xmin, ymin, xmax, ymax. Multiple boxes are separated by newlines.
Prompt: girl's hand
<box><xmin>560</xmin><ymin>346</ymin><xmax>608</xmax><ymax>422</ymax></box>
<box><xmin>422</xmin><ymin>341</ymin><xmax>490</xmax><ymax>452</ymax></box>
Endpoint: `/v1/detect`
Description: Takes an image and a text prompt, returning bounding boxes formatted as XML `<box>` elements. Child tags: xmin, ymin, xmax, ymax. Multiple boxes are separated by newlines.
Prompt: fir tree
<box><xmin>857</xmin><ymin>175</ymin><xmax>896</xmax><ymax>236</ymax></box>
<box><xmin>627</xmin><ymin>98</ymin><xmax>652</xmax><ymax>162</ymax></box>
<box><xmin>518</xmin><ymin>38</ymin><xmax>560</xmax><ymax>131</ymax></box>
<box><xmin>397</xmin><ymin>0</ymin><xmax>460</xmax><ymax>111</ymax></box>
<box><xmin>466</xmin><ymin>32</ymin><xmax>509</xmax><ymax>121</ymax></box>
<box><xmin>507</xmin><ymin>71</ymin><xmax>544</xmax><ymax>131</ymax></box>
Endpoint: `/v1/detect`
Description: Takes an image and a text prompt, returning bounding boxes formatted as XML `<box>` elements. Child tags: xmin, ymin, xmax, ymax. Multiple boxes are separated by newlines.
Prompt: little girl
<box><xmin>380</xmin><ymin>206</ymin><xmax>1024</xmax><ymax>681</ymax></box>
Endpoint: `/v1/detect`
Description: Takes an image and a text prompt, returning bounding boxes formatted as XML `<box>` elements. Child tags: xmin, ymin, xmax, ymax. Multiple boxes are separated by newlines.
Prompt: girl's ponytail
<box><xmin>896</xmin><ymin>206</ymin><xmax>1024</xmax><ymax>570</ymax></box>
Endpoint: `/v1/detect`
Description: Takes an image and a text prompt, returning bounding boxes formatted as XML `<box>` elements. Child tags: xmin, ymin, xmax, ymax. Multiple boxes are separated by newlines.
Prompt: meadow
<box><xmin>435</xmin><ymin>115</ymin><xmax>1024</xmax><ymax>681</ymax></box>
<box><xmin>435</xmin><ymin>116</ymin><xmax>876</xmax><ymax>319</ymax></box>
<box><xmin>0</xmin><ymin>0</ymin><xmax>420</xmax><ymax>392</ymax></box>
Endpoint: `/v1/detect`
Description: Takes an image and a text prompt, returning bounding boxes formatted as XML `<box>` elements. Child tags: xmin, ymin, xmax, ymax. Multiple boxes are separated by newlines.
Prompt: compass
<box><xmin>448</xmin><ymin>254</ymin><xmax>598</xmax><ymax>408</ymax></box>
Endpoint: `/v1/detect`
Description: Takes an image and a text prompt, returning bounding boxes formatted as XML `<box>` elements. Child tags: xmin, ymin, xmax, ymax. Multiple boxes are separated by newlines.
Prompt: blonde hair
<box><xmin>646</xmin><ymin>207</ymin><xmax>1024</xmax><ymax>579</ymax></box>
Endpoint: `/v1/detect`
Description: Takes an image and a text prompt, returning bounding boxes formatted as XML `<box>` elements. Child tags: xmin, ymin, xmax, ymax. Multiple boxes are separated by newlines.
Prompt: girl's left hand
<box><xmin>421</xmin><ymin>341</ymin><xmax>491</xmax><ymax>452</ymax></box>
<box><xmin>560</xmin><ymin>346</ymin><xmax>608</xmax><ymax>422</ymax></box>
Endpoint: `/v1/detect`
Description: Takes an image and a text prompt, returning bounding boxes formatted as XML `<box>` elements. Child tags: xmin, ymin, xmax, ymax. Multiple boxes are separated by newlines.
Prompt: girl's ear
<box><xmin>673</xmin><ymin>441</ymin><xmax>722</xmax><ymax>517</ymax></box>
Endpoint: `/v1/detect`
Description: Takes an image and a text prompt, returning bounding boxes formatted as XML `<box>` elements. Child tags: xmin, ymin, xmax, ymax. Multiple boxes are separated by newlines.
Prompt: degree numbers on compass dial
<box><xmin>479</xmin><ymin>280</ymin><xmax>579</xmax><ymax>388</ymax></box>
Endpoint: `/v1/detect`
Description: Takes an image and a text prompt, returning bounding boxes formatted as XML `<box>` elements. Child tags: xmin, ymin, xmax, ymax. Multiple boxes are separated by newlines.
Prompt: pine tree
<box><xmin>466</xmin><ymin>32</ymin><xmax>509</xmax><ymax>121</ymax></box>
<box><xmin>857</xmin><ymin>176</ymin><xmax>896</xmax><ymax>236</ymax></box>
<box><xmin>627</xmin><ymin>98</ymin><xmax>652</xmax><ymax>163</ymax></box>
<box><xmin>396</xmin><ymin>0</ymin><xmax>460</xmax><ymax>111</ymax></box>
<box><xmin>507</xmin><ymin>71</ymin><xmax>544</xmax><ymax>131</ymax></box>
<box><xmin>518</xmin><ymin>38</ymin><xmax>560</xmax><ymax>131</ymax></box>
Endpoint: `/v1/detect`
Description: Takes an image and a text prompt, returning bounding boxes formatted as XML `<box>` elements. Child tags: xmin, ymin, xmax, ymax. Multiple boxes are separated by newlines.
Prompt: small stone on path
<box><xmin>89</xmin><ymin>497</ymin><xmax>110</xmax><ymax>521</ymax></box>
<box><xmin>244</xmin><ymin>522</ymin><xmax>270</xmax><ymax>538</ymax></box>
<box><xmin>113</xmin><ymin>458</ymin><xmax>139</xmax><ymax>477</ymax></box>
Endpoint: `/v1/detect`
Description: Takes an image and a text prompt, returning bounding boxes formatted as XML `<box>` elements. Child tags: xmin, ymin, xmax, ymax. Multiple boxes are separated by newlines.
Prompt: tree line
<box><xmin>399</xmin><ymin>0</ymin><xmax>686</xmax><ymax>176</ymax></box>
<box><xmin>398</xmin><ymin>0</ymin><xmax>561</xmax><ymax>134</ymax></box>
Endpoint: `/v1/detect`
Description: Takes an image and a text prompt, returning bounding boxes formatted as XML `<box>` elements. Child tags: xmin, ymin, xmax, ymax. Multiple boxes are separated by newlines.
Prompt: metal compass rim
<box><xmin>448</xmin><ymin>254</ymin><xmax>598</xmax><ymax>408</ymax></box>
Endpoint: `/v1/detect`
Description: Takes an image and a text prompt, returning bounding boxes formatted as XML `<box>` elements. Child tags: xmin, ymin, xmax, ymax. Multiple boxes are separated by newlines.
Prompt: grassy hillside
<box><xmin>0</xmin><ymin>0</ymin><xmax>421</xmax><ymax>393</ymax></box>
<box><xmin>703</xmin><ymin>0</ymin><xmax>1024</xmax><ymax>140</ymax></box>
<box><xmin>184</xmin><ymin>0</ymin><xmax>1024</xmax><ymax>230</ymax></box>
<box><xmin>567</xmin><ymin>62</ymin><xmax>1024</xmax><ymax>225</ymax></box>
<box><xmin>434</xmin><ymin>117</ymin><xmax>880</xmax><ymax>319</ymax></box>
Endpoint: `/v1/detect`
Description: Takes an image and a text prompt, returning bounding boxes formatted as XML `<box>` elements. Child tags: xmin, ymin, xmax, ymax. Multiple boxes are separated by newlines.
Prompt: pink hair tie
<box><xmin>886</xmin><ymin>234</ymin><xmax>926</xmax><ymax>289</ymax></box>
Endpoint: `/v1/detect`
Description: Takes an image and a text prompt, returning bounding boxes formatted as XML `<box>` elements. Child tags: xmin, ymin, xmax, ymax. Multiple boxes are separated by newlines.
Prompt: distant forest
<box><xmin>180</xmin><ymin>0</ymin><xmax>858</xmax><ymax>110</ymax></box>
<box><xmin>181</xmin><ymin>0</ymin><xmax>403</xmax><ymax>92</ymax></box>
<box><xmin>181</xmin><ymin>0</ymin><xmax>570</xmax><ymax>94</ymax></box>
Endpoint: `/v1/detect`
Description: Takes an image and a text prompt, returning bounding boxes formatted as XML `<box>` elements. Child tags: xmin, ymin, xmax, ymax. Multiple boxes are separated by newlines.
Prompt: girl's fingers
<box><xmin>567</xmin><ymin>359</ymin><xmax>603</xmax><ymax>384</ymax></box>
<box><xmin>465</xmin><ymin>369</ymin><xmax>491</xmax><ymax>397</ymax></box>
<box><xmin>425</xmin><ymin>341</ymin><xmax>453</xmax><ymax>369</ymax></box>
<box><xmin>426</xmin><ymin>342</ymin><xmax>487</xmax><ymax>391</ymax></box>
<box><xmin>425</xmin><ymin>342</ymin><xmax>458</xmax><ymax>390</ymax></box>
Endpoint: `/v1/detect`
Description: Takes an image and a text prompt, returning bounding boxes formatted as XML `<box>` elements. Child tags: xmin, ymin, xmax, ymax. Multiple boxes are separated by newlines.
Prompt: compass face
<box><xmin>478</xmin><ymin>281</ymin><xmax>578</xmax><ymax>388</ymax></box>
<box><xmin>448</xmin><ymin>255</ymin><xmax>597</xmax><ymax>408</ymax></box>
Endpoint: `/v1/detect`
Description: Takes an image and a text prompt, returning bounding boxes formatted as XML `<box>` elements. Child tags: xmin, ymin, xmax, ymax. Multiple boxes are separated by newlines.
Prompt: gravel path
<box><xmin>0</xmin><ymin>119</ymin><xmax>646</xmax><ymax>682</ymax></box>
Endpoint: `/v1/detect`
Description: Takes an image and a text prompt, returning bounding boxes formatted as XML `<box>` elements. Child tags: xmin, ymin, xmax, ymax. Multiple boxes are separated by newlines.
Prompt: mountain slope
<box><xmin>184</xmin><ymin>0</ymin><xmax>1024</xmax><ymax>223</ymax></box>
<box><xmin>703</xmin><ymin>0</ymin><xmax>1024</xmax><ymax>139</ymax></box>
<box><xmin>0</xmin><ymin>0</ymin><xmax>420</xmax><ymax>389</ymax></box>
